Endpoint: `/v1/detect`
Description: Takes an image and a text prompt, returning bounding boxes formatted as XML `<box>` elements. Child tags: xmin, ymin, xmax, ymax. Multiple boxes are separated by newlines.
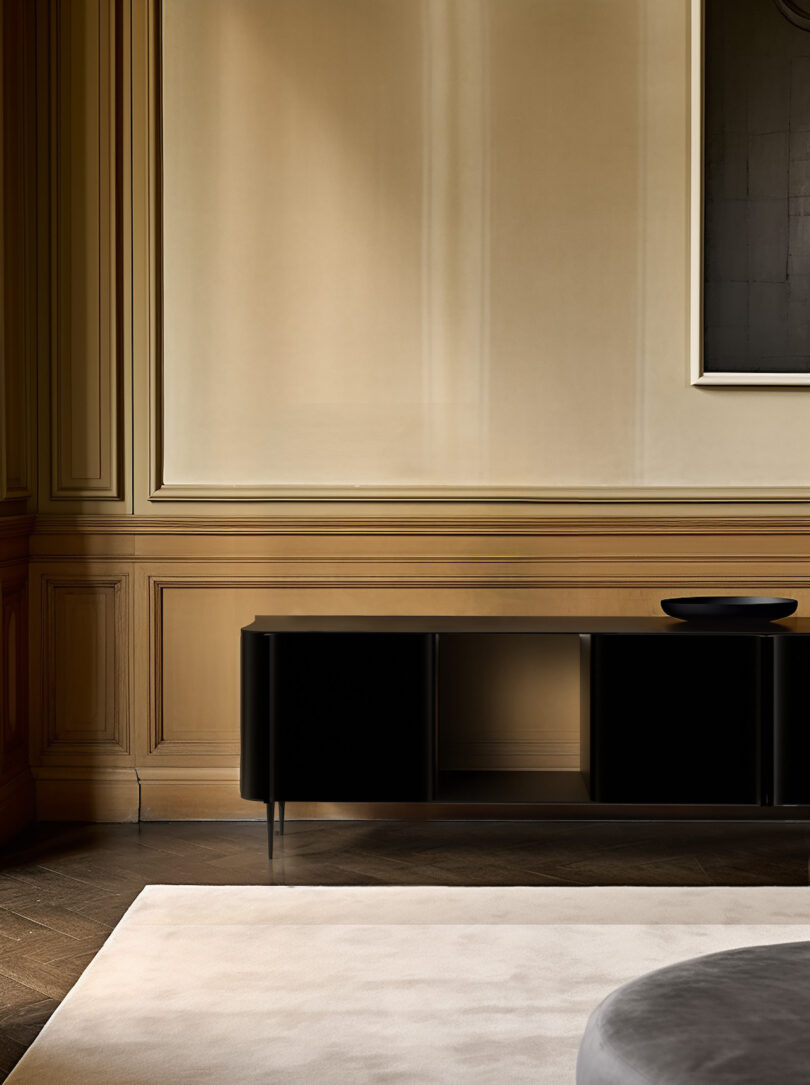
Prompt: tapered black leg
<box><xmin>266</xmin><ymin>801</ymin><xmax>274</xmax><ymax>859</ymax></box>
<box><xmin>279</xmin><ymin>800</ymin><xmax>286</xmax><ymax>835</ymax></box>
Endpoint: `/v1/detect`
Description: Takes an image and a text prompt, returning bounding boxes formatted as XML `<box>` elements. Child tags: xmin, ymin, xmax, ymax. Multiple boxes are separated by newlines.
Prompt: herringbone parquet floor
<box><xmin>2</xmin><ymin>817</ymin><xmax>810</xmax><ymax>1079</ymax></box>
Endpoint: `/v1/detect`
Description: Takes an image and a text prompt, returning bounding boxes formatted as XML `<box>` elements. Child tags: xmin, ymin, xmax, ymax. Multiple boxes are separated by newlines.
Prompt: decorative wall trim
<box><xmin>26</xmin><ymin>510</ymin><xmax>810</xmax><ymax>822</ymax></box>
<box><xmin>0</xmin><ymin>0</ymin><xmax>36</xmax><ymax>504</ymax></box>
<box><xmin>130</xmin><ymin>0</ymin><xmax>162</xmax><ymax>505</ymax></box>
<box><xmin>39</xmin><ymin>575</ymin><xmax>131</xmax><ymax>761</ymax></box>
<box><xmin>137</xmin><ymin>572</ymin><xmax>810</xmax><ymax>590</ymax></box>
<box><xmin>28</xmin><ymin>513</ymin><xmax>810</xmax><ymax>537</ymax></box>
<box><xmin>146</xmin><ymin>577</ymin><xmax>238</xmax><ymax>758</ymax></box>
<box><xmin>133</xmin><ymin>0</ymin><xmax>810</xmax><ymax>503</ymax></box>
<box><xmin>148</xmin><ymin>484</ymin><xmax>810</xmax><ymax>503</ymax></box>
<box><xmin>48</xmin><ymin>0</ymin><xmax>122</xmax><ymax>499</ymax></box>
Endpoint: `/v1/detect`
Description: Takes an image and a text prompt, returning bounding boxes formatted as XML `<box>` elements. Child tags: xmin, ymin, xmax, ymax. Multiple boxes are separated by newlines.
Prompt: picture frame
<box><xmin>693</xmin><ymin>0</ymin><xmax>810</xmax><ymax>386</ymax></box>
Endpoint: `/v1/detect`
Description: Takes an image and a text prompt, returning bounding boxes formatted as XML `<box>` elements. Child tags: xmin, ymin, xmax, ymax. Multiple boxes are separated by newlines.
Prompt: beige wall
<box><xmin>160</xmin><ymin>0</ymin><xmax>647</xmax><ymax>492</ymax></box>
<box><xmin>7</xmin><ymin>0</ymin><xmax>810</xmax><ymax>824</ymax></box>
<box><xmin>156</xmin><ymin>0</ymin><xmax>810</xmax><ymax>499</ymax></box>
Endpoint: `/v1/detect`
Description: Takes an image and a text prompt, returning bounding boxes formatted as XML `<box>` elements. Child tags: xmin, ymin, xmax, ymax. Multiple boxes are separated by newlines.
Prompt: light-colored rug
<box><xmin>7</xmin><ymin>885</ymin><xmax>810</xmax><ymax>1084</ymax></box>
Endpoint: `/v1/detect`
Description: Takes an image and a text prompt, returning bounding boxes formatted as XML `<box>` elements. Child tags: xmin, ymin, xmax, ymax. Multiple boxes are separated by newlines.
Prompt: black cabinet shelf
<box><xmin>436</xmin><ymin>770</ymin><xmax>590</xmax><ymax>804</ymax></box>
<box><xmin>241</xmin><ymin>616</ymin><xmax>810</xmax><ymax>856</ymax></box>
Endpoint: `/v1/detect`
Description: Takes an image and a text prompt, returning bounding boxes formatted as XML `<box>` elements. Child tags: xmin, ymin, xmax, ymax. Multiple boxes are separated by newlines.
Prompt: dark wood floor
<box><xmin>2</xmin><ymin>817</ymin><xmax>810</xmax><ymax>1078</ymax></box>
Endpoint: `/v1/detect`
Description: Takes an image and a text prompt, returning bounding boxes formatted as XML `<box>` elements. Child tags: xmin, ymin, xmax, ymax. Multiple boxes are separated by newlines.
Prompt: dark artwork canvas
<box><xmin>704</xmin><ymin>0</ymin><xmax>810</xmax><ymax>372</ymax></box>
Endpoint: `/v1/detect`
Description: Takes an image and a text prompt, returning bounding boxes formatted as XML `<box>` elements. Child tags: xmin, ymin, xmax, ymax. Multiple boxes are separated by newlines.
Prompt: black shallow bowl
<box><xmin>661</xmin><ymin>596</ymin><xmax>798</xmax><ymax>622</ymax></box>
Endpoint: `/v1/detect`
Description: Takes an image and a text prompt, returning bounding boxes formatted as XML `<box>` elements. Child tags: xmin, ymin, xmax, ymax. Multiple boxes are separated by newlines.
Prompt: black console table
<box><xmin>240</xmin><ymin>616</ymin><xmax>810</xmax><ymax>856</ymax></box>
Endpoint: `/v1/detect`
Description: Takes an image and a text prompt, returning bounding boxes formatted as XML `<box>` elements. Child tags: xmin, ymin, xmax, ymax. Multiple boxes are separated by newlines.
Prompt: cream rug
<box><xmin>7</xmin><ymin>885</ymin><xmax>810</xmax><ymax>1084</ymax></box>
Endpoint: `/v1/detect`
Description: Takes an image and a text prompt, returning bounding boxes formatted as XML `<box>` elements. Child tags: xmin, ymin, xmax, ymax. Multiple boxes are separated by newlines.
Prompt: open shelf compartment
<box><xmin>434</xmin><ymin>633</ymin><xmax>592</xmax><ymax>804</ymax></box>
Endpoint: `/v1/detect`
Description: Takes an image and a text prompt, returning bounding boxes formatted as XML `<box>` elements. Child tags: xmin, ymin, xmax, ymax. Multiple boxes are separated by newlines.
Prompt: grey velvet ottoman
<box><xmin>576</xmin><ymin>941</ymin><xmax>810</xmax><ymax>1084</ymax></box>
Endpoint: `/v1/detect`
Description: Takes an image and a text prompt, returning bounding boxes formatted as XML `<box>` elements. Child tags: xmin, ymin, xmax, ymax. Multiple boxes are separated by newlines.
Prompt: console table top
<box><xmin>243</xmin><ymin>615</ymin><xmax>810</xmax><ymax>636</ymax></box>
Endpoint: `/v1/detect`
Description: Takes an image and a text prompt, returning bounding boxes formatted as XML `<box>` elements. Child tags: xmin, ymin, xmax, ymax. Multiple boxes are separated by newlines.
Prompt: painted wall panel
<box><xmin>48</xmin><ymin>0</ymin><xmax>121</xmax><ymax>501</ymax></box>
<box><xmin>154</xmin><ymin>0</ymin><xmax>810</xmax><ymax>497</ymax></box>
<box><xmin>37</xmin><ymin>576</ymin><xmax>131</xmax><ymax>761</ymax></box>
<box><xmin>24</xmin><ymin>513</ymin><xmax>810</xmax><ymax>819</ymax></box>
<box><xmin>158</xmin><ymin>0</ymin><xmax>644</xmax><ymax>491</ymax></box>
<box><xmin>1</xmin><ymin>0</ymin><xmax>35</xmax><ymax>504</ymax></box>
<box><xmin>0</xmin><ymin>521</ymin><xmax>34</xmax><ymax>841</ymax></box>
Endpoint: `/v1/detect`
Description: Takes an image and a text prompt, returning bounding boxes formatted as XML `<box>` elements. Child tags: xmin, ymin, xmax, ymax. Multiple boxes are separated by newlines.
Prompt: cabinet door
<box><xmin>274</xmin><ymin>633</ymin><xmax>435</xmax><ymax>801</ymax></box>
<box><xmin>590</xmin><ymin>635</ymin><xmax>761</xmax><ymax>804</ymax></box>
<box><xmin>774</xmin><ymin>638</ymin><xmax>810</xmax><ymax>805</ymax></box>
<box><xmin>241</xmin><ymin>630</ymin><xmax>272</xmax><ymax>802</ymax></box>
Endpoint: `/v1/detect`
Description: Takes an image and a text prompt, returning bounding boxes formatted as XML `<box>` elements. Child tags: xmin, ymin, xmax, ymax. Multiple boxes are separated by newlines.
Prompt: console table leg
<box><xmin>279</xmin><ymin>800</ymin><xmax>286</xmax><ymax>836</ymax></box>
<box><xmin>266</xmin><ymin>802</ymin><xmax>275</xmax><ymax>860</ymax></box>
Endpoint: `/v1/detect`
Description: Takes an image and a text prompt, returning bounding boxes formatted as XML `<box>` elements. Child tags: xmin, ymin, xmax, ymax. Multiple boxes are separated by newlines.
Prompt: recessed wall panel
<box><xmin>159</xmin><ymin>0</ymin><xmax>643</xmax><ymax>490</ymax></box>
<box><xmin>155</xmin><ymin>0</ymin><xmax>810</xmax><ymax>496</ymax></box>
<box><xmin>50</xmin><ymin>0</ymin><xmax>120</xmax><ymax>499</ymax></box>
<box><xmin>1</xmin><ymin>0</ymin><xmax>34</xmax><ymax>502</ymax></box>
<box><xmin>41</xmin><ymin>578</ymin><xmax>130</xmax><ymax>758</ymax></box>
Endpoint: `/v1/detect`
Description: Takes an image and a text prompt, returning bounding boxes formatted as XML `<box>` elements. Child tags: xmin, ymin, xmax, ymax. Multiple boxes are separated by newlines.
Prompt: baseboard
<box><xmin>23</xmin><ymin>763</ymin><xmax>810</xmax><ymax>824</ymax></box>
<box><xmin>137</xmin><ymin>768</ymin><xmax>265</xmax><ymax>821</ymax></box>
<box><xmin>33</xmin><ymin>767</ymin><xmax>140</xmax><ymax>822</ymax></box>
<box><xmin>0</xmin><ymin>770</ymin><xmax>35</xmax><ymax>844</ymax></box>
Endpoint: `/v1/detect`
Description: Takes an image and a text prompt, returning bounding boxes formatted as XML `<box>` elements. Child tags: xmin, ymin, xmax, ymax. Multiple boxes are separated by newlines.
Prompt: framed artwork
<box><xmin>695</xmin><ymin>0</ymin><xmax>810</xmax><ymax>385</ymax></box>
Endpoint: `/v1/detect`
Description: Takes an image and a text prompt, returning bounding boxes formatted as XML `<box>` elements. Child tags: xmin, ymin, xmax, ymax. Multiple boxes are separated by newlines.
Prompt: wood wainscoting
<box><xmin>25</xmin><ymin>512</ymin><xmax>810</xmax><ymax>822</ymax></box>
<box><xmin>0</xmin><ymin>517</ymin><xmax>34</xmax><ymax>843</ymax></box>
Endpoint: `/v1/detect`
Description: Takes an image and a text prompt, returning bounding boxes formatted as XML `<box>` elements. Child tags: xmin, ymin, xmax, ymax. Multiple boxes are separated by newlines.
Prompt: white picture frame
<box><xmin>690</xmin><ymin>0</ymin><xmax>810</xmax><ymax>387</ymax></box>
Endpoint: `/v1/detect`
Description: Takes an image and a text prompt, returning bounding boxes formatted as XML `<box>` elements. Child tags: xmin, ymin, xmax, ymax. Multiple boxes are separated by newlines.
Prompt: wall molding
<box><xmin>146</xmin><ymin>576</ymin><xmax>238</xmax><ymax>758</ymax></box>
<box><xmin>29</xmin><ymin>513</ymin><xmax>810</xmax><ymax>536</ymax></box>
<box><xmin>38</xmin><ymin>574</ymin><xmax>131</xmax><ymax>762</ymax></box>
<box><xmin>1</xmin><ymin>0</ymin><xmax>36</xmax><ymax>506</ymax></box>
<box><xmin>26</xmin><ymin>510</ymin><xmax>810</xmax><ymax>822</ymax></box>
<box><xmin>147</xmin><ymin>484</ymin><xmax>810</xmax><ymax>504</ymax></box>
<box><xmin>136</xmin><ymin>572</ymin><xmax>810</xmax><ymax>590</ymax></box>
<box><xmin>131</xmin><ymin>0</ymin><xmax>810</xmax><ymax>506</ymax></box>
<box><xmin>47</xmin><ymin>0</ymin><xmax>122</xmax><ymax>501</ymax></box>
